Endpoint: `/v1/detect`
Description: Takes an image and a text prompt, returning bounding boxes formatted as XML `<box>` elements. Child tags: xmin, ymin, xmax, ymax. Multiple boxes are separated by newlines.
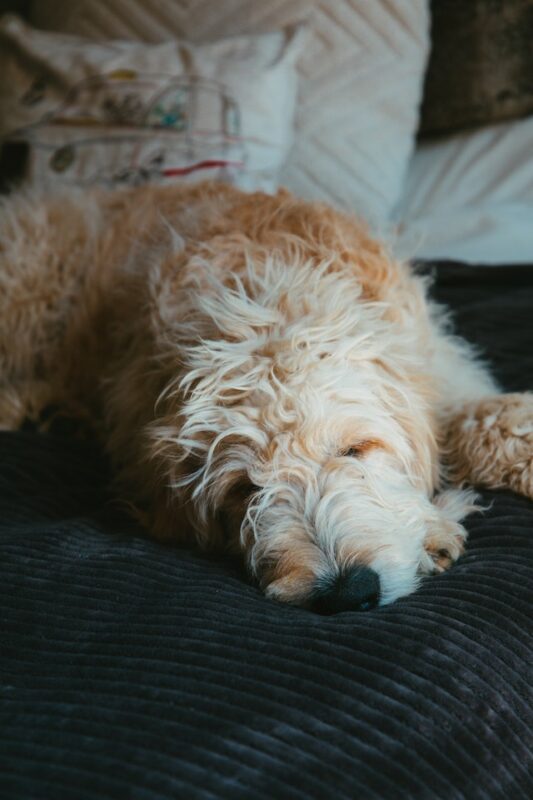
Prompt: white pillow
<box><xmin>29</xmin><ymin>0</ymin><xmax>431</xmax><ymax>228</ymax></box>
<box><xmin>393</xmin><ymin>116</ymin><xmax>533</xmax><ymax>264</ymax></box>
<box><xmin>0</xmin><ymin>14</ymin><xmax>304</xmax><ymax>192</ymax></box>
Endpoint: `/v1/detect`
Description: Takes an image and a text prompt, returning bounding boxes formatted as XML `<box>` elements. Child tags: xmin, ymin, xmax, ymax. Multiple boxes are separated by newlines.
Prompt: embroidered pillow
<box><xmin>0</xmin><ymin>14</ymin><xmax>304</xmax><ymax>191</ymax></box>
<box><xmin>29</xmin><ymin>0</ymin><xmax>431</xmax><ymax>227</ymax></box>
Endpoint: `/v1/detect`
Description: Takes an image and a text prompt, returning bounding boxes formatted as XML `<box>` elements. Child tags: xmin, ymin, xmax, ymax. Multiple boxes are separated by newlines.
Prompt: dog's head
<box><xmin>150</xmin><ymin>249</ymin><xmax>473</xmax><ymax>611</ymax></box>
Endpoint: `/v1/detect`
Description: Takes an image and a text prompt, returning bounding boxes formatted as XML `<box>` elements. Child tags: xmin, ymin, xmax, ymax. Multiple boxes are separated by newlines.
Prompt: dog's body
<box><xmin>1</xmin><ymin>182</ymin><xmax>532</xmax><ymax>610</ymax></box>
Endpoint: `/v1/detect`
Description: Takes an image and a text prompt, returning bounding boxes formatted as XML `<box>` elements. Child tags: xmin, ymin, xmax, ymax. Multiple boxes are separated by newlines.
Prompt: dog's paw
<box><xmin>459</xmin><ymin>393</ymin><xmax>533</xmax><ymax>500</ymax></box>
<box><xmin>490</xmin><ymin>393</ymin><xmax>533</xmax><ymax>500</ymax></box>
<box><xmin>420</xmin><ymin>523</ymin><xmax>466</xmax><ymax>575</ymax></box>
<box><xmin>0</xmin><ymin>381</ymin><xmax>56</xmax><ymax>432</ymax></box>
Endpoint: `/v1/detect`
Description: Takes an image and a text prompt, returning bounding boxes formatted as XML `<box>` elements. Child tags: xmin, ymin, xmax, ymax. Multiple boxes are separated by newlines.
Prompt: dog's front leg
<box><xmin>443</xmin><ymin>393</ymin><xmax>533</xmax><ymax>500</ymax></box>
<box><xmin>0</xmin><ymin>381</ymin><xmax>55</xmax><ymax>431</ymax></box>
<box><xmin>427</xmin><ymin>321</ymin><xmax>532</xmax><ymax>500</ymax></box>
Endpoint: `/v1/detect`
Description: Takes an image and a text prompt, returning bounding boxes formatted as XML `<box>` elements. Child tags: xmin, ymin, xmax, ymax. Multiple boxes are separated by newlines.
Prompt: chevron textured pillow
<box><xmin>30</xmin><ymin>0</ymin><xmax>431</xmax><ymax>228</ymax></box>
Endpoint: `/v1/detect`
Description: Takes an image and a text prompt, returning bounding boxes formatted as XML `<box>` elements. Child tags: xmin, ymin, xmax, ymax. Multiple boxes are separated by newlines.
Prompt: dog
<box><xmin>1</xmin><ymin>181</ymin><xmax>532</xmax><ymax>611</ymax></box>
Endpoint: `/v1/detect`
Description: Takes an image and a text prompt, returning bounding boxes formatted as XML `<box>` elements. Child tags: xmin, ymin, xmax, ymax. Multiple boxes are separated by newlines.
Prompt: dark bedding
<box><xmin>1</xmin><ymin>263</ymin><xmax>532</xmax><ymax>800</ymax></box>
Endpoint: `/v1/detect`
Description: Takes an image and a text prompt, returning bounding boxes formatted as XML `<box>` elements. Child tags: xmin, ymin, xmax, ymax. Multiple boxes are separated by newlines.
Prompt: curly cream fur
<box><xmin>1</xmin><ymin>182</ymin><xmax>531</xmax><ymax>607</ymax></box>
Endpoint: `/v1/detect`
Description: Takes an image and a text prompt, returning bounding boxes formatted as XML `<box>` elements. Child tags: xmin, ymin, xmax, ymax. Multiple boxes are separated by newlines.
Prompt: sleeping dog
<box><xmin>1</xmin><ymin>182</ymin><xmax>531</xmax><ymax>611</ymax></box>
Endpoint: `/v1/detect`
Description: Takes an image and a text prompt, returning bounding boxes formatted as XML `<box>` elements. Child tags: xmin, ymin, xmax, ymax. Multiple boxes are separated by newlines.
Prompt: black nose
<box><xmin>311</xmin><ymin>566</ymin><xmax>380</xmax><ymax>614</ymax></box>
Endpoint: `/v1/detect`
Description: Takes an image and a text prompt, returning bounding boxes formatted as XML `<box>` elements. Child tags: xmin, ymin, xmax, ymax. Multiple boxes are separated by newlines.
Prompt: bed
<box><xmin>1</xmin><ymin>262</ymin><xmax>532</xmax><ymax>799</ymax></box>
<box><xmin>1</xmin><ymin>2</ymin><xmax>532</xmax><ymax>798</ymax></box>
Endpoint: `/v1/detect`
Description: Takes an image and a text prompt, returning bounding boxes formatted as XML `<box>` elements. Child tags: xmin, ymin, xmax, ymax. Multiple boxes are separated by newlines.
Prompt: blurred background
<box><xmin>1</xmin><ymin>0</ymin><xmax>532</xmax><ymax>264</ymax></box>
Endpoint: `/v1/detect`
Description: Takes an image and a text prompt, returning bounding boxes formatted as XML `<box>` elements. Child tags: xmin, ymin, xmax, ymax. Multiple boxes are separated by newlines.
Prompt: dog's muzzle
<box><xmin>311</xmin><ymin>566</ymin><xmax>380</xmax><ymax>614</ymax></box>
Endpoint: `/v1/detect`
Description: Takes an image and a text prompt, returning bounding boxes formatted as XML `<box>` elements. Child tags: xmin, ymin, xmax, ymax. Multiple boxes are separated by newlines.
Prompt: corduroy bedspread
<box><xmin>1</xmin><ymin>263</ymin><xmax>532</xmax><ymax>799</ymax></box>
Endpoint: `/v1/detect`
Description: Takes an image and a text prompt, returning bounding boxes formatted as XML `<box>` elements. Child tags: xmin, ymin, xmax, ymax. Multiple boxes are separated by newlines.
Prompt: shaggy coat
<box><xmin>1</xmin><ymin>182</ymin><xmax>532</xmax><ymax>608</ymax></box>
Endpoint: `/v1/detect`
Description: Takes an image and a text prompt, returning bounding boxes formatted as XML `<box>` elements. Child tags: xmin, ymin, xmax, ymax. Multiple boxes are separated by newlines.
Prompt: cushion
<box><xmin>393</xmin><ymin>115</ymin><xmax>533</xmax><ymax>264</ymax></box>
<box><xmin>30</xmin><ymin>0</ymin><xmax>431</xmax><ymax>227</ymax></box>
<box><xmin>1</xmin><ymin>262</ymin><xmax>532</xmax><ymax>799</ymax></box>
<box><xmin>0</xmin><ymin>14</ymin><xmax>304</xmax><ymax>191</ymax></box>
<box><xmin>420</xmin><ymin>0</ymin><xmax>533</xmax><ymax>136</ymax></box>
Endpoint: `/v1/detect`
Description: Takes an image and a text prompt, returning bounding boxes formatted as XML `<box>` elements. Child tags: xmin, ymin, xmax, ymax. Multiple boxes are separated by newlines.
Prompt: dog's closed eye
<box><xmin>233</xmin><ymin>479</ymin><xmax>260</xmax><ymax>500</ymax></box>
<box><xmin>339</xmin><ymin>440</ymin><xmax>381</xmax><ymax>458</ymax></box>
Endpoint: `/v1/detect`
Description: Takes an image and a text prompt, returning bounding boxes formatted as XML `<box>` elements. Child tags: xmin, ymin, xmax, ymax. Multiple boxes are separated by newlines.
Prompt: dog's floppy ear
<box><xmin>144</xmin><ymin>461</ymin><xmax>230</xmax><ymax>549</ymax></box>
<box><xmin>144</xmin><ymin>453</ymin><xmax>247</xmax><ymax>549</ymax></box>
<box><xmin>142</xmin><ymin>406</ymin><xmax>227</xmax><ymax>547</ymax></box>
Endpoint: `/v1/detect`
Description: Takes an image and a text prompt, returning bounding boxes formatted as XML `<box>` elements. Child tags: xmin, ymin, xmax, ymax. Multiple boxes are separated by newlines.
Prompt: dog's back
<box><xmin>0</xmin><ymin>182</ymin><xmax>236</xmax><ymax>423</ymax></box>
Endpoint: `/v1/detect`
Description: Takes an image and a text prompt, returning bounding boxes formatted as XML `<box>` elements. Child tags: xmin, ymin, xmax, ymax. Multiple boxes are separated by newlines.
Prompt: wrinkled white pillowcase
<box><xmin>394</xmin><ymin>116</ymin><xmax>533</xmax><ymax>264</ymax></box>
<box><xmin>0</xmin><ymin>14</ymin><xmax>304</xmax><ymax>192</ymax></box>
<box><xmin>30</xmin><ymin>0</ymin><xmax>431</xmax><ymax>228</ymax></box>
